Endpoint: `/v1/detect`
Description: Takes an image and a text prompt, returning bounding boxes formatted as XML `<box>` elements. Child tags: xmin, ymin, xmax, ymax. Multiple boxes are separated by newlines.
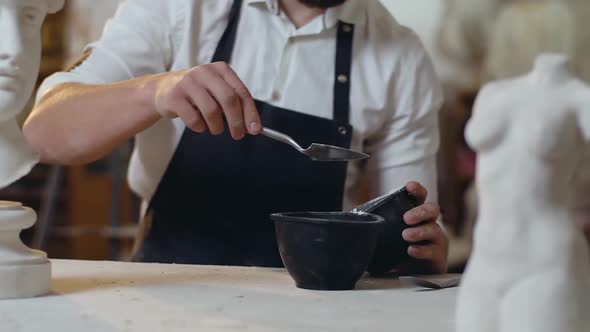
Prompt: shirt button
<box><xmin>342</xmin><ymin>24</ymin><xmax>353</xmax><ymax>33</ymax></box>
<box><xmin>337</xmin><ymin>74</ymin><xmax>349</xmax><ymax>84</ymax></box>
<box><xmin>271</xmin><ymin>91</ymin><xmax>281</xmax><ymax>101</ymax></box>
<box><xmin>338</xmin><ymin>126</ymin><xmax>348</xmax><ymax>135</ymax></box>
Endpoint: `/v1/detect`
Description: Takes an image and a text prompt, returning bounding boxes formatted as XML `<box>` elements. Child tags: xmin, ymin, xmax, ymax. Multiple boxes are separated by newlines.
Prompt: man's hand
<box><xmin>401</xmin><ymin>181</ymin><xmax>448</xmax><ymax>274</ymax></box>
<box><xmin>151</xmin><ymin>61</ymin><xmax>262</xmax><ymax>140</ymax></box>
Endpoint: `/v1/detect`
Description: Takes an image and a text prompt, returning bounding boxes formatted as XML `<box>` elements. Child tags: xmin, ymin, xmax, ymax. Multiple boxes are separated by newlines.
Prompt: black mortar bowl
<box><xmin>270</xmin><ymin>212</ymin><xmax>384</xmax><ymax>291</ymax></box>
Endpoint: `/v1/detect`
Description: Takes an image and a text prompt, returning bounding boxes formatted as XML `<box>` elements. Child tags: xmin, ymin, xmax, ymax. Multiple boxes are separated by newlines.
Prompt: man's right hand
<box><xmin>151</xmin><ymin>61</ymin><xmax>262</xmax><ymax>140</ymax></box>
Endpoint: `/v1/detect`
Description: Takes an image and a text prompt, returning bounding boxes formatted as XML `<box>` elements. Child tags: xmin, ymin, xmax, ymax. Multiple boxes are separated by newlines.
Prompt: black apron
<box><xmin>133</xmin><ymin>0</ymin><xmax>356</xmax><ymax>267</ymax></box>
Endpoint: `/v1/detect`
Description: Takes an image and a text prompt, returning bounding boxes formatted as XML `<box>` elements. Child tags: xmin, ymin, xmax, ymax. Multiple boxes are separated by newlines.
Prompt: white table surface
<box><xmin>0</xmin><ymin>259</ymin><xmax>458</xmax><ymax>332</ymax></box>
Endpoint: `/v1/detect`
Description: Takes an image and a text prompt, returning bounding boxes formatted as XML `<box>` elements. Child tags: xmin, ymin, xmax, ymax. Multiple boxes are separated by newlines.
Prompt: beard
<box><xmin>297</xmin><ymin>0</ymin><xmax>347</xmax><ymax>9</ymax></box>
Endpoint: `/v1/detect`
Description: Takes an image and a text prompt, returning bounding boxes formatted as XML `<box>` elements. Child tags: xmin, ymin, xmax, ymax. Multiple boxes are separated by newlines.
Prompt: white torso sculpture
<box><xmin>0</xmin><ymin>0</ymin><xmax>63</xmax><ymax>298</ymax></box>
<box><xmin>456</xmin><ymin>54</ymin><xmax>590</xmax><ymax>332</ymax></box>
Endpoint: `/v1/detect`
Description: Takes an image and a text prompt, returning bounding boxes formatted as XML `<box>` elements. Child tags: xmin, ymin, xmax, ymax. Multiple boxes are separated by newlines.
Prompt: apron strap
<box><xmin>211</xmin><ymin>0</ymin><xmax>244</xmax><ymax>63</ymax></box>
<box><xmin>211</xmin><ymin>0</ymin><xmax>354</xmax><ymax>125</ymax></box>
<box><xmin>333</xmin><ymin>21</ymin><xmax>354</xmax><ymax>124</ymax></box>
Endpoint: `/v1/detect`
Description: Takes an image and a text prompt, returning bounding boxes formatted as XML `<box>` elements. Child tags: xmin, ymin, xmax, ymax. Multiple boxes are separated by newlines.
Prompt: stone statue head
<box><xmin>0</xmin><ymin>0</ymin><xmax>64</xmax><ymax>122</ymax></box>
<box><xmin>0</xmin><ymin>0</ymin><xmax>64</xmax><ymax>189</ymax></box>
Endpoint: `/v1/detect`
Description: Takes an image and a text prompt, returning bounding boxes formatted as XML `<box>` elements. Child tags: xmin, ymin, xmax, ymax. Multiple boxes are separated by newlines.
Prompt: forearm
<box><xmin>24</xmin><ymin>76</ymin><xmax>161</xmax><ymax>165</ymax></box>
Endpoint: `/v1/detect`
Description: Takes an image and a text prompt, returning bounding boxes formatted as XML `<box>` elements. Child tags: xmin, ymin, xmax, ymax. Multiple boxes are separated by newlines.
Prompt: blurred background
<box><xmin>4</xmin><ymin>0</ymin><xmax>589</xmax><ymax>271</ymax></box>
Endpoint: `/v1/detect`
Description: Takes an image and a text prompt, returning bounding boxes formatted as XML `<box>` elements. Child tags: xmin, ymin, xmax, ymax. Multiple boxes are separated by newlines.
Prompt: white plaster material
<box><xmin>0</xmin><ymin>259</ymin><xmax>457</xmax><ymax>331</ymax></box>
<box><xmin>0</xmin><ymin>0</ymin><xmax>63</xmax><ymax>299</ymax></box>
<box><xmin>0</xmin><ymin>205</ymin><xmax>50</xmax><ymax>299</ymax></box>
<box><xmin>456</xmin><ymin>54</ymin><xmax>590</xmax><ymax>332</ymax></box>
<box><xmin>0</xmin><ymin>0</ymin><xmax>64</xmax><ymax>189</ymax></box>
<box><xmin>0</xmin><ymin>120</ymin><xmax>39</xmax><ymax>189</ymax></box>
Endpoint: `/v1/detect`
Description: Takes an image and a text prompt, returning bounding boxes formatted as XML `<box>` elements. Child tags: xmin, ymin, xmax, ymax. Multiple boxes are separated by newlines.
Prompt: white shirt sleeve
<box><xmin>37</xmin><ymin>0</ymin><xmax>177</xmax><ymax>99</ymax></box>
<box><xmin>368</xmin><ymin>156</ymin><xmax>438</xmax><ymax>203</ymax></box>
<box><xmin>365</xmin><ymin>31</ymin><xmax>443</xmax><ymax>203</ymax></box>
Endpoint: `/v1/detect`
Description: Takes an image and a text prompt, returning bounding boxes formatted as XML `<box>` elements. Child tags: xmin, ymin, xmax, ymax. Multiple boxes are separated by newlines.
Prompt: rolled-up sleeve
<box><xmin>37</xmin><ymin>0</ymin><xmax>175</xmax><ymax>100</ymax></box>
<box><xmin>366</xmin><ymin>33</ymin><xmax>443</xmax><ymax>202</ymax></box>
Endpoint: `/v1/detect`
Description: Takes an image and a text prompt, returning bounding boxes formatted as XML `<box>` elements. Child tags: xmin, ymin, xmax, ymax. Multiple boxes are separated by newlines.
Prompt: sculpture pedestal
<box><xmin>0</xmin><ymin>201</ymin><xmax>51</xmax><ymax>299</ymax></box>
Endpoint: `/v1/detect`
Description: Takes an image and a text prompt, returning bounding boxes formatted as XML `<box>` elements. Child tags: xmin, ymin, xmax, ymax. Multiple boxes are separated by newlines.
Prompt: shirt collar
<box><xmin>323</xmin><ymin>0</ymin><xmax>367</xmax><ymax>28</ymax></box>
<box><xmin>246</xmin><ymin>0</ymin><xmax>367</xmax><ymax>28</ymax></box>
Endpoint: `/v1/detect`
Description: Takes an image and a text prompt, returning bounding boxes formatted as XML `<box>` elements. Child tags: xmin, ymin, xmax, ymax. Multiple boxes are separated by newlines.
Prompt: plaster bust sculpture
<box><xmin>456</xmin><ymin>54</ymin><xmax>590</xmax><ymax>332</ymax></box>
<box><xmin>0</xmin><ymin>0</ymin><xmax>63</xmax><ymax>188</ymax></box>
<box><xmin>0</xmin><ymin>0</ymin><xmax>64</xmax><ymax>299</ymax></box>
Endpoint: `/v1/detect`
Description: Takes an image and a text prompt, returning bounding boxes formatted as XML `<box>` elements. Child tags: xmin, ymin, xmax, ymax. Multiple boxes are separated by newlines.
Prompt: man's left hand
<box><xmin>401</xmin><ymin>181</ymin><xmax>448</xmax><ymax>274</ymax></box>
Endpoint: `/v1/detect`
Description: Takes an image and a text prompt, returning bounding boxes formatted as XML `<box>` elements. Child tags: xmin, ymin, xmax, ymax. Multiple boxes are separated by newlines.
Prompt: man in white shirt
<box><xmin>25</xmin><ymin>0</ymin><xmax>448</xmax><ymax>273</ymax></box>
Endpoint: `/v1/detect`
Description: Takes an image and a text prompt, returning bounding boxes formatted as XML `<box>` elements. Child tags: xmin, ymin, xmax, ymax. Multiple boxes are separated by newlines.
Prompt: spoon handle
<box><xmin>260</xmin><ymin>128</ymin><xmax>304</xmax><ymax>151</ymax></box>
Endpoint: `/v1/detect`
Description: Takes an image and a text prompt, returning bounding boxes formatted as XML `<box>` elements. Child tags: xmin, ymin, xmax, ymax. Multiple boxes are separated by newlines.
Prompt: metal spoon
<box><xmin>261</xmin><ymin>127</ymin><xmax>369</xmax><ymax>162</ymax></box>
